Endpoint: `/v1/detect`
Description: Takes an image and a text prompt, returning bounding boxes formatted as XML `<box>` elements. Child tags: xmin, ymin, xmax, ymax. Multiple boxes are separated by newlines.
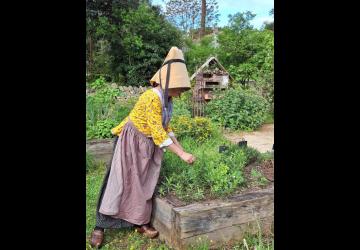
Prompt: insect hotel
<box><xmin>190</xmin><ymin>57</ymin><xmax>233</xmax><ymax>117</ymax></box>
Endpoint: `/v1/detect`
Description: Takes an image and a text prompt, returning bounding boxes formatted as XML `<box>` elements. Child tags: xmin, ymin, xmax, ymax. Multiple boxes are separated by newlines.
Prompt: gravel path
<box><xmin>223</xmin><ymin>123</ymin><xmax>274</xmax><ymax>153</ymax></box>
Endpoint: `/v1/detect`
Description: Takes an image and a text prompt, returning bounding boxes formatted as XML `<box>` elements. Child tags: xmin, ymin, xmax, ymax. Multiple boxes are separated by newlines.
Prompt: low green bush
<box><xmin>159</xmin><ymin>134</ymin><xmax>260</xmax><ymax>202</ymax></box>
<box><xmin>87</xmin><ymin>119</ymin><xmax>118</xmax><ymax>139</ymax></box>
<box><xmin>172</xmin><ymin>92</ymin><xmax>192</xmax><ymax>118</ymax></box>
<box><xmin>171</xmin><ymin>116</ymin><xmax>215</xmax><ymax>142</ymax></box>
<box><xmin>205</xmin><ymin>87</ymin><xmax>270</xmax><ymax>131</ymax></box>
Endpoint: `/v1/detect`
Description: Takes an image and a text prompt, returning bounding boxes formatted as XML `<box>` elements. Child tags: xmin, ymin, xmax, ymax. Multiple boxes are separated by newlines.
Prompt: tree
<box><xmin>184</xmin><ymin>35</ymin><xmax>216</xmax><ymax>74</ymax></box>
<box><xmin>110</xmin><ymin>3</ymin><xmax>183</xmax><ymax>85</ymax></box>
<box><xmin>216</xmin><ymin>11</ymin><xmax>273</xmax><ymax>95</ymax></box>
<box><xmin>164</xmin><ymin>0</ymin><xmax>200</xmax><ymax>36</ymax></box>
<box><xmin>164</xmin><ymin>0</ymin><xmax>219</xmax><ymax>38</ymax></box>
<box><xmin>264</xmin><ymin>8</ymin><xmax>274</xmax><ymax>31</ymax></box>
<box><xmin>86</xmin><ymin>1</ymin><xmax>183</xmax><ymax>85</ymax></box>
<box><xmin>227</xmin><ymin>11</ymin><xmax>256</xmax><ymax>33</ymax></box>
<box><xmin>86</xmin><ymin>0</ymin><xmax>141</xmax><ymax>80</ymax></box>
<box><xmin>200</xmin><ymin>0</ymin><xmax>206</xmax><ymax>37</ymax></box>
<box><xmin>205</xmin><ymin>0</ymin><xmax>220</xmax><ymax>29</ymax></box>
<box><xmin>217</xmin><ymin>11</ymin><xmax>257</xmax><ymax>67</ymax></box>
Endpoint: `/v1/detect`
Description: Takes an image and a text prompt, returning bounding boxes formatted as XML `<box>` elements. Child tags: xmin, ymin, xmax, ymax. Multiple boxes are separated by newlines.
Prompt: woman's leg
<box><xmin>90</xmin><ymin>136</ymin><xmax>117</xmax><ymax>248</ymax></box>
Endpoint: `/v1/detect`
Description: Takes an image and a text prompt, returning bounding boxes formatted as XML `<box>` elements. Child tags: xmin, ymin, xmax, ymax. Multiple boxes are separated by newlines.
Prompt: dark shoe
<box><xmin>135</xmin><ymin>224</ymin><xmax>159</xmax><ymax>239</ymax></box>
<box><xmin>90</xmin><ymin>229</ymin><xmax>104</xmax><ymax>248</ymax></box>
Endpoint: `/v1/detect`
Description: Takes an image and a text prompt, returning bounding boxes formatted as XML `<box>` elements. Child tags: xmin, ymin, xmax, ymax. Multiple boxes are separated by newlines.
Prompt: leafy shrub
<box><xmin>89</xmin><ymin>76</ymin><xmax>107</xmax><ymax>90</ymax></box>
<box><xmin>86</xmin><ymin>77</ymin><xmax>134</xmax><ymax>140</ymax></box>
<box><xmin>172</xmin><ymin>92</ymin><xmax>192</xmax><ymax>118</ymax></box>
<box><xmin>87</xmin><ymin>77</ymin><xmax>123</xmax><ymax>124</ymax></box>
<box><xmin>87</xmin><ymin>119</ymin><xmax>118</xmax><ymax>139</ymax></box>
<box><xmin>184</xmin><ymin>35</ymin><xmax>216</xmax><ymax>74</ymax></box>
<box><xmin>171</xmin><ymin>116</ymin><xmax>214</xmax><ymax>142</ymax></box>
<box><xmin>159</xmin><ymin>134</ymin><xmax>260</xmax><ymax>202</ymax></box>
<box><xmin>228</xmin><ymin>63</ymin><xmax>257</xmax><ymax>85</ymax></box>
<box><xmin>205</xmin><ymin>87</ymin><xmax>269</xmax><ymax>131</ymax></box>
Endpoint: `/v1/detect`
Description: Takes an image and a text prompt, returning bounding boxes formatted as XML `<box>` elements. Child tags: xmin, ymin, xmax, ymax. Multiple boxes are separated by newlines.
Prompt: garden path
<box><xmin>223</xmin><ymin>123</ymin><xmax>274</xmax><ymax>153</ymax></box>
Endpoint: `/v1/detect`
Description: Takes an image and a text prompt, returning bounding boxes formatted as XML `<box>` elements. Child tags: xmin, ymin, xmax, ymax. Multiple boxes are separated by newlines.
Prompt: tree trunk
<box><xmin>200</xmin><ymin>0</ymin><xmax>206</xmax><ymax>38</ymax></box>
<box><xmin>88</xmin><ymin>34</ymin><xmax>93</xmax><ymax>78</ymax></box>
<box><xmin>191</xmin><ymin>16</ymin><xmax>195</xmax><ymax>40</ymax></box>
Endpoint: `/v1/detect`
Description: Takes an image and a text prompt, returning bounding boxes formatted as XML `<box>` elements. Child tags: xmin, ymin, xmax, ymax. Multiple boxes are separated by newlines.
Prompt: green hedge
<box><xmin>205</xmin><ymin>88</ymin><xmax>269</xmax><ymax>131</ymax></box>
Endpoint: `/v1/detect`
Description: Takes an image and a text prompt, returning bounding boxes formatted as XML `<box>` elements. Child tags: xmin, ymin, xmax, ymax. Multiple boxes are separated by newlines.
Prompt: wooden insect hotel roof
<box><xmin>190</xmin><ymin>56</ymin><xmax>234</xmax><ymax>82</ymax></box>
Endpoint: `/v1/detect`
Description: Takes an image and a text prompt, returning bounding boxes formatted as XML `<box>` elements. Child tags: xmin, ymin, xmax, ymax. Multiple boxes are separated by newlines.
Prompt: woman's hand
<box><xmin>167</xmin><ymin>142</ymin><xmax>195</xmax><ymax>165</ymax></box>
<box><xmin>180</xmin><ymin>151</ymin><xmax>196</xmax><ymax>164</ymax></box>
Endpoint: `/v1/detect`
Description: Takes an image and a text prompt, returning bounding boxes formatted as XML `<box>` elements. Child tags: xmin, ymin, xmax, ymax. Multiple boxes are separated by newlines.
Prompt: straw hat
<box><xmin>150</xmin><ymin>47</ymin><xmax>191</xmax><ymax>90</ymax></box>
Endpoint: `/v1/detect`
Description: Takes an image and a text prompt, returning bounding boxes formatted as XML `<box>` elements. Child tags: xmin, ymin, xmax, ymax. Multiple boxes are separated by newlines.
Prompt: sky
<box><xmin>151</xmin><ymin>0</ymin><xmax>274</xmax><ymax>29</ymax></box>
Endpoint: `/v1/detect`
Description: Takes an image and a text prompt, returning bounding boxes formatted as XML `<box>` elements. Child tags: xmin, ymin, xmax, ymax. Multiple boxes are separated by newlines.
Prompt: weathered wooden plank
<box><xmin>151</xmin><ymin>197</ymin><xmax>180</xmax><ymax>248</ymax></box>
<box><xmin>86</xmin><ymin>138</ymin><xmax>114</xmax><ymax>163</ymax></box>
<box><xmin>174</xmin><ymin>187</ymin><xmax>273</xmax><ymax>212</ymax></box>
<box><xmin>151</xmin><ymin>197</ymin><xmax>175</xmax><ymax>229</ymax></box>
<box><xmin>179</xmin><ymin>217</ymin><xmax>273</xmax><ymax>249</ymax></box>
<box><xmin>173</xmin><ymin>187</ymin><xmax>274</xmax><ymax>239</ymax></box>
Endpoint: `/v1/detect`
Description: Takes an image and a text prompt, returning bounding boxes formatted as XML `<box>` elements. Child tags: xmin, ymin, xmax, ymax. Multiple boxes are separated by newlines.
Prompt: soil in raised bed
<box><xmin>233</xmin><ymin>159</ymin><xmax>274</xmax><ymax>194</ymax></box>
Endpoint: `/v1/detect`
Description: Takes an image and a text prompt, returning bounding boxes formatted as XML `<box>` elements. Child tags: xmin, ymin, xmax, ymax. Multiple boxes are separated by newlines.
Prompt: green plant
<box><xmin>86</xmin><ymin>152</ymin><xmax>95</xmax><ymax>173</ymax></box>
<box><xmin>89</xmin><ymin>76</ymin><xmax>106</xmax><ymax>90</ymax></box>
<box><xmin>258</xmin><ymin>151</ymin><xmax>274</xmax><ymax>162</ymax></box>
<box><xmin>264</xmin><ymin>112</ymin><xmax>274</xmax><ymax>124</ymax></box>
<box><xmin>251</xmin><ymin>169</ymin><xmax>268</xmax><ymax>186</ymax></box>
<box><xmin>205</xmin><ymin>87</ymin><xmax>270</xmax><ymax>131</ymax></box>
<box><xmin>171</xmin><ymin>116</ymin><xmax>215</xmax><ymax>142</ymax></box>
<box><xmin>86</xmin><ymin>77</ymin><xmax>123</xmax><ymax>125</ymax></box>
<box><xmin>87</xmin><ymin>119</ymin><xmax>118</xmax><ymax>139</ymax></box>
<box><xmin>160</xmin><ymin>131</ymin><xmax>260</xmax><ymax>202</ymax></box>
<box><xmin>184</xmin><ymin>35</ymin><xmax>216</xmax><ymax>74</ymax></box>
<box><xmin>127</xmin><ymin>231</ymin><xmax>147</xmax><ymax>250</ymax></box>
<box><xmin>172</xmin><ymin>92</ymin><xmax>192</xmax><ymax>118</ymax></box>
<box><xmin>207</xmin><ymin>162</ymin><xmax>231</xmax><ymax>194</ymax></box>
<box><xmin>229</xmin><ymin>63</ymin><xmax>258</xmax><ymax>85</ymax></box>
<box><xmin>112</xmin><ymin>103</ymin><xmax>132</xmax><ymax>122</ymax></box>
<box><xmin>188</xmin><ymin>236</ymin><xmax>211</xmax><ymax>250</ymax></box>
<box><xmin>86</xmin><ymin>77</ymin><xmax>134</xmax><ymax>140</ymax></box>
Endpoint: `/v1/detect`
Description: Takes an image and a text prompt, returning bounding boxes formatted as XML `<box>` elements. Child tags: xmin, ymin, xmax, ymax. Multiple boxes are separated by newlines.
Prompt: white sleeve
<box><xmin>159</xmin><ymin>137</ymin><xmax>173</xmax><ymax>148</ymax></box>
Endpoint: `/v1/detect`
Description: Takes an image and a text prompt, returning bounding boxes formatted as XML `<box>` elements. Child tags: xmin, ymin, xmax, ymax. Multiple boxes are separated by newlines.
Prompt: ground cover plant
<box><xmin>158</xmin><ymin>116</ymin><xmax>264</xmax><ymax>203</ymax></box>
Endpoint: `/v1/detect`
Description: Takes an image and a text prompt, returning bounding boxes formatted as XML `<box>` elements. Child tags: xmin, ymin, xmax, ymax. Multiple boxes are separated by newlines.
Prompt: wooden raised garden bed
<box><xmin>87</xmin><ymin>138</ymin><xmax>274</xmax><ymax>249</ymax></box>
<box><xmin>151</xmin><ymin>185</ymin><xmax>273</xmax><ymax>249</ymax></box>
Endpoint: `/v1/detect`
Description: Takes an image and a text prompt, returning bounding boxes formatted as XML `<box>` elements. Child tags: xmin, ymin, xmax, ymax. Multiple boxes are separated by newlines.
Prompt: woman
<box><xmin>90</xmin><ymin>47</ymin><xmax>196</xmax><ymax>248</ymax></box>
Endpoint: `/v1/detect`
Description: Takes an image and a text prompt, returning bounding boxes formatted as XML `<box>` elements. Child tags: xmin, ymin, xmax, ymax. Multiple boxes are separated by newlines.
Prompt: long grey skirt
<box><xmin>95</xmin><ymin>121</ymin><xmax>163</xmax><ymax>229</ymax></box>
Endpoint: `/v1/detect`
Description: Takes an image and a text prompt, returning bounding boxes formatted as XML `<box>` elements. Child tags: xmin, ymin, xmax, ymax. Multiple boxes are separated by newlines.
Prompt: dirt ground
<box><xmin>223</xmin><ymin>123</ymin><xmax>274</xmax><ymax>153</ymax></box>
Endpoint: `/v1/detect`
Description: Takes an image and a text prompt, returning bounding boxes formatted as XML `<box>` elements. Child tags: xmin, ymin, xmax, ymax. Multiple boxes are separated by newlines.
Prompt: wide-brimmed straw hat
<box><xmin>150</xmin><ymin>47</ymin><xmax>191</xmax><ymax>91</ymax></box>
